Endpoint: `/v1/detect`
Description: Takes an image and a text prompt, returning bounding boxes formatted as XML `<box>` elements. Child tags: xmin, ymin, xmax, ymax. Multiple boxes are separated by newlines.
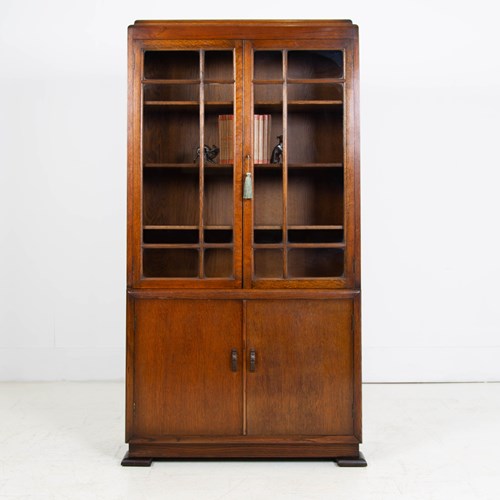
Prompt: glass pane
<box><xmin>254</xmin><ymin>249</ymin><xmax>283</xmax><ymax>278</ymax></box>
<box><xmin>143</xmin><ymin>108</ymin><xmax>200</xmax><ymax>164</ymax></box>
<box><xmin>205</xmin><ymin>51</ymin><xmax>234</xmax><ymax>81</ymax></box>
<box><xmin>254</xmin><ymin>168</ymin><xmax>283</xmax><ymax>226</ymax></box>
<box><xmin>143</xmin><ymin>84</ymin><xmax>199</xmax><ymax>102</ymax></box>
<box><xmin>143</xmin><ymin>249</ymin><xmax>199</xmax><ymax>278</ymax></box>
<box><xmin>288</xmin><ymin>229</ymin><xmax>343</xmax><ymax>244</ymax></box>
<box><xmin>143</xmin><ymin>229</ymin><xmax>199</xmax><ymax>244</ymax></box>
<box><xmin>287</xmin><ymin>168</ymin><xmax>343</xmax><ymax>226</ymax></box>
<box><xmin>204</xmin><ymin>229</ymin><xmax>232</xmax><ymax>244</ymax></box>
<box><xmin>254</xmin><ymin>83</ymin><xmax>282</xmax><ymax>104</ymax></box>
<box><xmin>205</xmin><ymin>88</ymin><xmax>233</xmax><ymax>165</ymax></box>
<box><xmin>204</xmin><ymin>170</ymin><xmax>233</xmax><ymax>226</ymax></box>
<box><xmin>254</xmin><ymin>51</ymin><xmax>282</xmax><ymax>80</ymax></box>
<box><xmin>288</xmin><ymin>249</ymin><xmax>344</xmax><ymax>278</ymax></box>
<box><xmin>144</xmin><ymin>51</ymin><xmax>199</xmax><ymax>80</ymax></box>
<box><xmin>205</xmin><ymin>249</ymin><xmax>233</xmax><ymax>278</ymax></box>
<box><xmin>287</xmin><ymin>109</ymin><xmax>343</xmax><ymax>164</ymax></box>
<box><xmin>288</xmin><ymin>83</ymin><xmax>343</xmax><ymax>101</ymax></box>
<box><xmin>205</xmin><ymin>84</ymin><xmax>233</xmax><ymax>103</ymax></box>
<box><xmin>288</xmin><ymin>50</ymin><xmax>343</xmax><ymax>79</ymax></box>
<box><xmin>143</xmin><ymin>169</ymin><xmax>199</xmax><ymax>226</ymax></box>
<box><xmin>254</xmin><ymin>228</ymin><xmax>282</xmax><ymax>244</ymax></box>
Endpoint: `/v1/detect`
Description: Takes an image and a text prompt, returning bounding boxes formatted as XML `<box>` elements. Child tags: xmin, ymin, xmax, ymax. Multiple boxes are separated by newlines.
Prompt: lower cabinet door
<box><xmin>133</xmin><ymin>299</ymin><xmax>243</xmax><ymax>436</ymax></box>
<box><xmin>246</xmin><ymin>299</ymin><xmax>354</xmax><ymax>436</ymax></box>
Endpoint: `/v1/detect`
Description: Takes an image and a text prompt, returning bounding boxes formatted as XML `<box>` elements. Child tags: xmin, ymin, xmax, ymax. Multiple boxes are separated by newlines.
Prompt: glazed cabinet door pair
<box><xmin>129</xmin><ymin>38</ymin><xmax>357</xmax><ymax>290</ymax></box>
<box><xmin>131</xmin><ymin>298</ymin><xmax>355</xmax><ymax>438</ymax></box>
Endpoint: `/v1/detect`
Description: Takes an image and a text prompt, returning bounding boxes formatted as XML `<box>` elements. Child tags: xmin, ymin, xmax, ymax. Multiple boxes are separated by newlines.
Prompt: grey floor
<box><xmin>0</xmin><ymin>382</ymin><xmax>499</xmax><ymax>499</ymax></box>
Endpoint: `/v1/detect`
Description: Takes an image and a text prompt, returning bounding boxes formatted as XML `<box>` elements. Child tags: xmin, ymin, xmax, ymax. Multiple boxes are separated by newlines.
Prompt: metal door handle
<box><xmin>231</xmin><ymin>349</ymin><xmax>238</xmax><ymax>372</ymax></box>
<box><xmin>249</xmin><ymin>349</ymin><xmax>256</xmax><ymax>372</ymax></box>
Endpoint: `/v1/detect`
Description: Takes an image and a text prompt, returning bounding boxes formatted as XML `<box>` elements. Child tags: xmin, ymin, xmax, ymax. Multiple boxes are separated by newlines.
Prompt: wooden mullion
<box><xmin>242</xmin><ymin>42</ymin><xmax>254</xmax><ymax>288</ymax></box>
<box><xmin>199</xmin><ymin>50</ymin><xmax>205</xmax><ymax>279</ymax></box>
<box><xmin>233</xmin><ymin>41</ymin><xmax>244</xmax><ymax>285</ymax></box>
<box><xmin>282</xmin><ymin>49</ymin><xmax>288</xmax><ymax>279</ymax></box>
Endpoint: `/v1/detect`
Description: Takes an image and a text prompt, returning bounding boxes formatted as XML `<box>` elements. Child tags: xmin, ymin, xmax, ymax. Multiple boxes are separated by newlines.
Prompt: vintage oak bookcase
<box><xmin>123</xmin><ymin>20</ymin><xmax>365</xmax><ymax>466</ymax></box>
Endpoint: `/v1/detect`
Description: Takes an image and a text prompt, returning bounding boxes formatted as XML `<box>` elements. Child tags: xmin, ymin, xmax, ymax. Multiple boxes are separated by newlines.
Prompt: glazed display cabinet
<box><xmin>123</xmin><ymin>20</ymin><xmax>365</xmax><ymax>467</ymax></box>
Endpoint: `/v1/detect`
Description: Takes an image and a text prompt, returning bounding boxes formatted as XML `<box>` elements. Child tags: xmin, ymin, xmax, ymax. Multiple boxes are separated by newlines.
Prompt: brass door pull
<box><xmin>231</xmin><ymin>349</ymin><xmax>238</xmax><ymax>372</ymax></box>
<box><xmin>249</xmin><ymin>349</ymin><xmax>256</xmax><ymax>372</ymax></box>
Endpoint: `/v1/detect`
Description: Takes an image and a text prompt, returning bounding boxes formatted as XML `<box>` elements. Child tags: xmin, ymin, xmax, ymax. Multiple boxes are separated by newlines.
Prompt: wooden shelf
<box><xmin>144</xmin><ymin>163</ymin><xmax>197</xmax><ymax>169</ymax></box>
<box><xmin>143</xmin><ymin>225</ymin><xmax>232</xmax><ymax>230</ymax></box>
<box><xmin>288</xmin><ymin>243</ymin><xmax>346</xmax><ymax>249</ymax></box>
<box><xmin>142</xmin><ymin>244</ymin><xmax>199</xmax><ymax>249</ymax></box>
<box><xmin>204</xmin><ymin>79</ymin><xmax>235</xmax><ymax>84</ymax></box>
<box><xmin>142</xmin><ymin>79</ymin><xmax>200</xmax><ymax>85</ymax></box>
<box><xmin>289</xmin><ymin>225</ymin><xmax>343</xmax><ymax>230</ymax></box>
<box><xmin>253</xmin><ymin>243</ymin><xmax>283</xmax><ymax>249</ymax></box>
<box><xmin>289</xmin><ymin>163</ymin><xmax>343</xmax><ymax>168</ymax></box>
<box><xmin>255</xmin><ymin>225</ymin><xmax>343</xmax><ymax>230</ymax></box>
<box><xmin>253</xmin><ymin>243</ymin><xmax>346</xmax><ymax>249</ymax></box>
<box><xmin>144</xmin><ymin>163</ymin><xmax>232</xmax><ymax>169</ymax></box>
<box><xmin>144</xmin><ymin>100</ymin><xmax>233</xmax><ymax>110</ymax></box>
<box><xmin>142</xmin><ymin>243</ymin><xmax>233</xmax><ymax>249</ymax></box>
<box><xmin>144</xmin><ymin>225</ymin><xmax>198</xmax><ymax>230</ymax></box>
<box><xmin>287</xmin><ymin>78</ymin><xmax>345</xmax><ymax>84</ymax></box>
<box><xmin>289</xmin><ymin>100</ymin><xmax>342</xmax><ymax>109</ymax></box>
<box><xmin>253</xmin><ymin>79</ymin><xmax>284</xmax><ymax>85</ymax></box>
<box><xmin>254</xmin><ymin>163</ymin><xmax>342</xmax><ymax>169</ymax></box>
<box><xmin>142</xmin><ymin>79</ymin><xmax>235</xmax><ymax>85</ymax></box>
<box><xmin>203</xmin><ymin>243</ymin><xmax>233</xmax><ymax>249</ymax></box>
<box><xmin>254</xmin><ymin>100</ymin><xmax>342</xmax><ymax>111</ymax></box>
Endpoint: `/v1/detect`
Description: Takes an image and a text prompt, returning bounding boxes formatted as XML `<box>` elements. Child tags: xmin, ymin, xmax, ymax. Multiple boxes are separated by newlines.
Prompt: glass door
<box><xmin>136</xmin><ymin>41</ymin><xmax>243</xmax><ymax>287</ymax></box>
<box><xmin>246</xmin><ymin>42</ymin><xmax>353</xmax><ymax>288</ymax></box>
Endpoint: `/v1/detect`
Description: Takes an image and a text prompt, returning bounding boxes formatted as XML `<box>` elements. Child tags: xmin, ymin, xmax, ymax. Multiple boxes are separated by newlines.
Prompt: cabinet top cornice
<box><xmin>129</xmin><ymin>20</ymin><xmax>358</xmax><ymax>40</ymax></box>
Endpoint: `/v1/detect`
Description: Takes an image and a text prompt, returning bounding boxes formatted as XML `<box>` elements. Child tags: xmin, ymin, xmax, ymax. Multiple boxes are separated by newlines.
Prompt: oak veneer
<box><xmin>125</xmin><ymin>20</ymin><xmax>364</xmax><ymax>467</ymax></box>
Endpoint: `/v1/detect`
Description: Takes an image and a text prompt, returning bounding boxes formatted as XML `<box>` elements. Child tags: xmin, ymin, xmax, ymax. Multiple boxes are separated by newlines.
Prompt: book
<box><xmin>218</xmin><ymin>114</ymin><xmax>234</xmax><ymax>164</ymax></box>
<box><xmin>254</xmin><ymin>114</ymin><xmax>272</xmax><ymax>164</ymax></box>
<box><xmin>219</xmin><ymin>114</ymin><xmax>272</xmax><ymax>164</ymax></box>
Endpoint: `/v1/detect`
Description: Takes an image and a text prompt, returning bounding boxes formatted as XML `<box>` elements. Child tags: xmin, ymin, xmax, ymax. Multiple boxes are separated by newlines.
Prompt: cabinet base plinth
<box><xmin>121</xmin><ymin>452</ymin><xmax>152</xmax><ymax>467</ymax></box>
<box><xmin>335</xmin><ymin>451</ymin><xmax>367</xmax><ymax>467</ymax></box>
<box><xmin>124</xmin><ymin>443</ymin><xmax>362</xmax><ymax>463</ymax></box>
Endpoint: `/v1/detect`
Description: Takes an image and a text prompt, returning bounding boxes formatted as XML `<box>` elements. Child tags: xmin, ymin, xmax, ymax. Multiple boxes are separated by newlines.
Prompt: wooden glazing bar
<box><xmin>282</xmin><ymin>49</ymin><xmax>288</xmax><ymax>279</ymax></box>
<box><xmin>242</xmin><ymin>42</ymin><xmax>254</xmax><ymax>287</ymax></box>
<box><xmin>199</xmin><ymin>50</ymin><xmax>205</xmax><ymax>279</ymax></box>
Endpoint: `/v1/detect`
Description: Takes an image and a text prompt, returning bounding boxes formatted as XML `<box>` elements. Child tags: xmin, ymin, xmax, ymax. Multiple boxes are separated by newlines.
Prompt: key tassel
<box><xmin>243</xmin><ymin>172</ymin><xmax>253</xmax><ymax>199</ymax></box>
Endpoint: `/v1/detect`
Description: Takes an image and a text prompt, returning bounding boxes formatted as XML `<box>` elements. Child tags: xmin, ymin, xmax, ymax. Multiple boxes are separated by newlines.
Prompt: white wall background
<box><xmin>0</xmin><ymin>0</ymin><xmax>499</xmax><ymax>381</ymax></box>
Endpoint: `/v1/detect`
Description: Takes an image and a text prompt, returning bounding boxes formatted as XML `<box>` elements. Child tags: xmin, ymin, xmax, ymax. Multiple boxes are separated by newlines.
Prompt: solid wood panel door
<box><xmin>133</xmin><ymin>299</ymin><xmax>243</xmax><ymax>436</ymax></box>
<box><xmin>246</xmin><ymin>299</ymin><xmax>354</xmax><ymax>435</ymax></box>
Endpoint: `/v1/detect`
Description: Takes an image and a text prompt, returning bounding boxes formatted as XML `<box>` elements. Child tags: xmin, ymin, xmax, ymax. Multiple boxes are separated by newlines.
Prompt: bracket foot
<box><xmin>121</xmin><ymin>452</ymin><xmax>153</xmax><ymax>467</ymax></box>
<box><xmin>335</xmin><ymin>451</ymin><xmax>367</xmax><ymax>467</ymax></box>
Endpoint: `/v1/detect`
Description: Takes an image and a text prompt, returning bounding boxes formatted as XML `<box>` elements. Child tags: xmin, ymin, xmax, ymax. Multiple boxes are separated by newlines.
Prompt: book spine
<box><xmin>253</xmin><ymin>115</ymin><xmax>258</xmax><ymax>163</ymax></box>
<box><xmin>218</xmin><ymin>115</ymin><xmax>234</xmax><ymax>164</ymax></box>
<box><xmin>228</xmin><ymin>114</ymin><xmax>234</xmax><ymax>164</ymax></box>
<box><xmin>259</xmin><ymin>115</ymin><xmax>263</xmax><ymax>164</ymax></box>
